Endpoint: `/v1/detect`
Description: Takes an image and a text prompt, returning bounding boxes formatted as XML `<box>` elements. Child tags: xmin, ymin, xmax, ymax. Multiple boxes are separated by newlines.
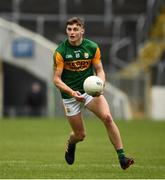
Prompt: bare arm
<box><xmin>92</xmin><ymin>47</ymin><xmax>105</xmax><ymax>83</ymax></box>
<box><xmin>93</xmin><ymin>62</ymin><xmax>105</xmax><ymax>83</ymax></box>
<box><xmin>53</xmin><ymin>69</ymin><xmax>73</xmax><ymax>96</ymax></box>
<box><xmin>53</xmin><ymin>69</ymin><xmax>85</xmax><ymax>101</ymax></box>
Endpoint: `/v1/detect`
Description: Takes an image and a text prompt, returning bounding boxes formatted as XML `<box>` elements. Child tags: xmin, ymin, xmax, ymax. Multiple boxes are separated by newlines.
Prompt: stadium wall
<box><xmin>0</xmin><ymin>57</ymin><xmax>3</xmax><ymax>117</ymax></box>
<box><xmin>104</xmin><ymin>82</ymin><xmax>132</xmax><ymax>120</ymax></box>
<box><xmin>151</xmin><ymin>86</ymin><xmax>165</xmax><ymax>120</ymax></box>
<box><xmin>0</xmin><ymin>17</ymin><xmax>56</xmax><ymax>116</ymax></box>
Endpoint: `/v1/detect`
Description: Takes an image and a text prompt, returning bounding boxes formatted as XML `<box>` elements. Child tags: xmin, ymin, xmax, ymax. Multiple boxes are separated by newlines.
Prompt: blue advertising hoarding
<box><xmin>12</xmin><ymin>38</ymin><xmax>34</xmax><ymax>58</ymax></box>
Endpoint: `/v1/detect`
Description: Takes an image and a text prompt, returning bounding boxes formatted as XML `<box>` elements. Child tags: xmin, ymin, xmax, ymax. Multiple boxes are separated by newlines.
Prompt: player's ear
<box><xmin>66</xmin><ymin>25</ymin><xmax>69</xmax><ymax>34</ymax></box>
<box><xmin>81</xmin><ymin>28</ymin><xmax>85</xmax><ymax>35</ymax></box>
<box><xmin>66</xmin><ymin>27</ymin><xmax>68</xmax><ymax>34</ymax></box>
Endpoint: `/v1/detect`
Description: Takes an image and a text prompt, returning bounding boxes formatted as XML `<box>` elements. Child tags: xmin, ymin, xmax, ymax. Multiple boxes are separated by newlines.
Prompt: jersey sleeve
<box><xmin>92</xmin><ymin>47</ymin><xmax>101</xmax><ymax>65</ymax></box>
<box><xmin>53</xmin><ymin>51</ymin><xmax>64</xmax><ymax>71</ymax></box>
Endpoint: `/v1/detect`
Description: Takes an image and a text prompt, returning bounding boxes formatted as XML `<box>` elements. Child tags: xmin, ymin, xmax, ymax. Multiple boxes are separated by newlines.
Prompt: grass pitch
<box><xmin>0</xmin><ymin>117</ymin><xmax>165</xmax><ymax>179</ymax></box>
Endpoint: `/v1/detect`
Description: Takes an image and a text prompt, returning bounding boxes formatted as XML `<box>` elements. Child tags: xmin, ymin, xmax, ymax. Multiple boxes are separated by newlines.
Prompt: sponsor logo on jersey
<box><xmin>64</xmin><ymin>59</ymin><xmax>92</xmax><ymax>71</ymax></box>
<box><xmin>65</xmin><ymin>54</ymin><xmax>73</xmax><ymax>59</ymax></box>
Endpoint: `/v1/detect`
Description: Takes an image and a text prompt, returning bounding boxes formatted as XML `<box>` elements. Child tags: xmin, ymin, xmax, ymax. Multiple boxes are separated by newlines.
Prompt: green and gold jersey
<box><xmin>53</xmin><ymin>38</ymin><xmax>101</xmax><ymax>99</ymax></box>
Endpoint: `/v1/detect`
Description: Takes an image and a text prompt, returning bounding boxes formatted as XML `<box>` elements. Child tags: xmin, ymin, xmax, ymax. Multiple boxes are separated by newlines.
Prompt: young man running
<box><xmin>53</xmin><ymin>16</ymin><xmax>134</xmax><ymax>170</ymax></box>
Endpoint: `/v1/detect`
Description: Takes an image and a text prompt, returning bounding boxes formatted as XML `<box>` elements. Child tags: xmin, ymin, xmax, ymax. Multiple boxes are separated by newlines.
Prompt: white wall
<box><xmin>151</xmin><ymin>86</ymin><xmax>165</xmax><ymax>120</ymax></box>
<box><xmin>0</xmin><ymin>59</ymin><xmax>3</xmax><ymax>117</ymax></box>
<box><xmin>0</xmin><ymin>18</ymin><xmax>57</xmax><ymax>116</ymax></box>
<box><xmin>0</xmin><ymin>18</ymin><xmax>56</xmax><ymax>82</ymax></box>
<box><xmin>105</xmin><ymin>82</ymin><xmax>132</xmax><ymax>120</ymax></box>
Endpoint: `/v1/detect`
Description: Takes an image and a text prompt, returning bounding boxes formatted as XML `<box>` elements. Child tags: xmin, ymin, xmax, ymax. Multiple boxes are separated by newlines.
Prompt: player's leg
<box><xmin>67</xmin><ymin>112</ymin><xmax>86</xmax><ymax>144</ymax></box>
<box><xmin>63</xmin><ymin>98</ymin><xmax>86</xmax><ymax>144</ymax></box>
<box><xmin>62</xmin><ymin>98</ymin><xmax>86</xmax><ymax>165</ymax></box>
<box><xmin>86</xmin><ymin>95</ymin><xmax>134</xmax><ymax>169</ymax></box>
<box><xmin>86</xmin><ymin>95</ymin><xmax>123</xmax><ymax>149</ymax></box>
<box><xmin>65</xmin><ymin>112</ymin><xmax>86</xmax><ymax>165</ymax></box>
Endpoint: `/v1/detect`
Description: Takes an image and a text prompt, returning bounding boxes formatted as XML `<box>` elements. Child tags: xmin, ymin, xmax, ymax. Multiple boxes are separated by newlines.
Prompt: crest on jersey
<box><xmin>84</xmin><ymin>52</ymin><xmax>89</xmax><ymax>59</ymax></box>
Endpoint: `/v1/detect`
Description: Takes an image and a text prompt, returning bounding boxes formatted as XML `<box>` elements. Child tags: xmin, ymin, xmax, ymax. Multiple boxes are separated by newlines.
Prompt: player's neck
<box><xmin>69</xmin><ymin>38</ymin><xmax>83</xmax><ymax>46</ymax></box>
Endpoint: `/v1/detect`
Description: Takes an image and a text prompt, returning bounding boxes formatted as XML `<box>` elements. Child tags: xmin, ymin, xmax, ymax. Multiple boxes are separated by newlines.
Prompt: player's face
<box><xmin>66</xmin><ymin>23</ymin><xmax>84</xmax><ymax>45</ymax></box>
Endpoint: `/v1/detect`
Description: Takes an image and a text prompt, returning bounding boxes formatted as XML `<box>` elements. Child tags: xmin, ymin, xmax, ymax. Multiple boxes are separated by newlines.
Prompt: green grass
<box><xmin>0</xmin><ymin>117</ymin><xmax>165</xmax><ymax>179</ymax></box>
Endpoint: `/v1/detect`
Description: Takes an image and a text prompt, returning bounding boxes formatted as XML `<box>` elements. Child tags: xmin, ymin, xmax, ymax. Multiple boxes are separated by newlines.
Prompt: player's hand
<box><xmin>71</xmin><ymin>91</ymin><xmax>85</xmax><ymax>102</ymax></box>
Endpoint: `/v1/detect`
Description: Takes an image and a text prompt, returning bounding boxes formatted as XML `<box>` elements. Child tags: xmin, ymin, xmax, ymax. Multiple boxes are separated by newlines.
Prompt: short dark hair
<box><xmin>66</xmin><ymin>17</ymin><xmax>84</xmax><ymax>28</ymax></box>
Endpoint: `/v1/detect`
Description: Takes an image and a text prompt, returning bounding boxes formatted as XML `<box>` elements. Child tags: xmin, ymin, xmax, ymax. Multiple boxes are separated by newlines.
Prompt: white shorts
<box><xmin>62</xmin><ymin>93</ymin><xmax>93</xmax><ymax>116</ymax></box>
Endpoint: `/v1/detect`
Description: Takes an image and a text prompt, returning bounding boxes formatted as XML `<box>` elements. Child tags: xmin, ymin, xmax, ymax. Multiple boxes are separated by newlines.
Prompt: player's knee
<box><xmin>75</xmin><ymin>131</ymin><xmax>86</xmax><ymax>141</ymax></box>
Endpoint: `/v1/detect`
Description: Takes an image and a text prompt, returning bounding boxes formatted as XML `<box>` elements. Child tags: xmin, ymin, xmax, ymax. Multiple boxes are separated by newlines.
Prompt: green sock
<box><xmin>117</xmin><ymin>149</ymin><xmax>125</xmax><ymax>159</ymax></box>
